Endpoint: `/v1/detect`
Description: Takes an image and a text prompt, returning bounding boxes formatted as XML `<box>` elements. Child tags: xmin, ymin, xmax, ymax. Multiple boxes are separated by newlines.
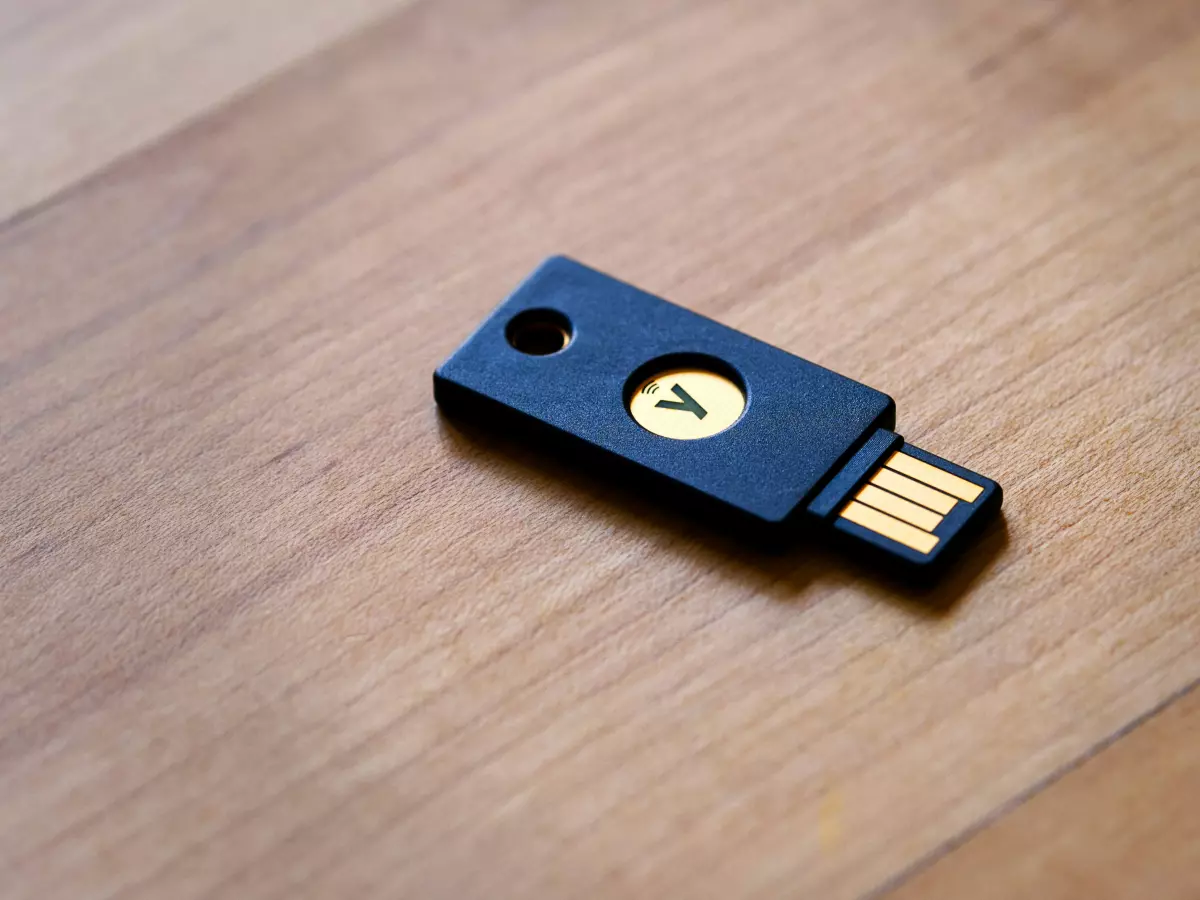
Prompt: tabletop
<box><xmin>2</xmin><ymin>1</ymin><xmax>1198</xmax><ymax>898</ymax></box>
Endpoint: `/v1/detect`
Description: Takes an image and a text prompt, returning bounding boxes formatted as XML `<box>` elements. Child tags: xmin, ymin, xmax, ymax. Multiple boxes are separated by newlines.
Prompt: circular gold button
<box><xmin>628</xmin><ymin>367</ymin><xmax>746</xmax><ymax>440</ymax></box>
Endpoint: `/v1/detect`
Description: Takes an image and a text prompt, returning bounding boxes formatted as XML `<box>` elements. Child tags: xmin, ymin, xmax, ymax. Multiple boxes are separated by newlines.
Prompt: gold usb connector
<box><xmin>805</xmin><ymin>432</ymin><xmax>1001</xmax><ymax>572</ymax></box>
<box><xmin>833</xmin><ymin>446</ymin><xmax>1000</xmax><ymax>564</ymax></box>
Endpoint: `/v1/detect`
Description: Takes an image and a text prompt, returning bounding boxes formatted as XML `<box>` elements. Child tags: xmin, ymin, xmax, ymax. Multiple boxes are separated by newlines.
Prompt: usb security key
<box><xmin>434</xmin><ymin>257</ymin><xmax>1002</xmax><ymax>578</ymax></box>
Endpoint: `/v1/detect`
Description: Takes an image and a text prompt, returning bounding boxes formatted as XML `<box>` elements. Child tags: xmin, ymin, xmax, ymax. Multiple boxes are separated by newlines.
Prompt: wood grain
<box><xmin>0</xmin><ymin>0</ymin><xmax>416</xmax><ymax>221</ymax></box>
<box><xmin>884</xmin><ymin>682</ymin><xmax>1200</xmax><ymax>900</ymax></box>
<box><xmin>2</xmin><ymin>1</ymin><xmax>1198</xmax><ymax>898</ymax></box>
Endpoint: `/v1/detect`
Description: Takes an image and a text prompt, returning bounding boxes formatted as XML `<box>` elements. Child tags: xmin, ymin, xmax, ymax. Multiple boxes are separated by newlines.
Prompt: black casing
<box><xmin>434</xmin><ymin>257</ymin><xmax>896</xmax><ymax>541</ymax></box>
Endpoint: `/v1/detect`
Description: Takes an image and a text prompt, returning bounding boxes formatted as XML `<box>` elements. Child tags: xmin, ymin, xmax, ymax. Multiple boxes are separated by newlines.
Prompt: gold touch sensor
<box><xmin>629</xmin><ymin>367</ymin><xmax>746</xmax><ymax>441</ymax></box>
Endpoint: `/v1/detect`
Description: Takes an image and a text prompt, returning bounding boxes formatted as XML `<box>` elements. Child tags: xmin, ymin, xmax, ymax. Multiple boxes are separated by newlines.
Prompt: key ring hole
<box><xmin>506</xmin><ymin>309</ymin><xmax>573</xmax><ymax>356</ymax></box>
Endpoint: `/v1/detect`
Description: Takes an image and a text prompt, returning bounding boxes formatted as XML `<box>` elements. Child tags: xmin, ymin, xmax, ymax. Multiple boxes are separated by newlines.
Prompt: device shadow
<box><xmin>435</xmin><ymin>413</ymin><xmax>1008</xmax><ymax>617</ymax></box>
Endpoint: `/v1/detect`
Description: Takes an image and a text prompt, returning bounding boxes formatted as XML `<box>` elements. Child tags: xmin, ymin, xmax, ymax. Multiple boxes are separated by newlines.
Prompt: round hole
<box><xmin>506</xmin><ymin>309</ymin><xmax>573</xmax><ymax>356</ymax></box>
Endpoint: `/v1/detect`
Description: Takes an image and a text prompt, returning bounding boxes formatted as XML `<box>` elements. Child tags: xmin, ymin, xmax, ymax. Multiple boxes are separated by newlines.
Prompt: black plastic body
<box><xmin>434</xmin><ymin>257</ymin><xmax>895</xmax><ymax>542</ymax></box>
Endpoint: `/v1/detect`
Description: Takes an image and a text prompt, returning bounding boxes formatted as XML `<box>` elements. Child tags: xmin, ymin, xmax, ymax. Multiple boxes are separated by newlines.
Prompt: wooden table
<box><xmin>3</xmin><ymin>1</ymin><xmax>1198</xmax><ymax>897</ymax></box>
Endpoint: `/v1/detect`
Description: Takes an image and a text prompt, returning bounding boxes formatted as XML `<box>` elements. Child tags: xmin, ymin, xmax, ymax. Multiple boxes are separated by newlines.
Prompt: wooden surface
<box><xmin>2</xmin><ymin>1</ymin><xmax>1198</xmax><ymax>897</ymax></box>
<box><xmin>890</xmin><ymin>685</ymin><xmax>1200</xmax><ymax>900</ymax></box>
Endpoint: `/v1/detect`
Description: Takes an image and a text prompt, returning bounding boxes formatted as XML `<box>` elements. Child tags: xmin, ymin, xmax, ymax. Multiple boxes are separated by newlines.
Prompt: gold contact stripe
<box><xmin>855</xmin><ymin>484</ymin><xmax>943</xmax><ymax>532</ymax></box>
<box><xmin>886</xmin><ymin>451</ymin><xmax>984</xmax><ymax>503</ymax></box>
<box><xmin>870</xmin><ymin>468</ymin><xmax>957</xmax><ymax>515</ymax></box>
<box><xmin>840</xmin><ymin>501</ymin><xmax>939</xmax><ymax>554</ymax></box>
